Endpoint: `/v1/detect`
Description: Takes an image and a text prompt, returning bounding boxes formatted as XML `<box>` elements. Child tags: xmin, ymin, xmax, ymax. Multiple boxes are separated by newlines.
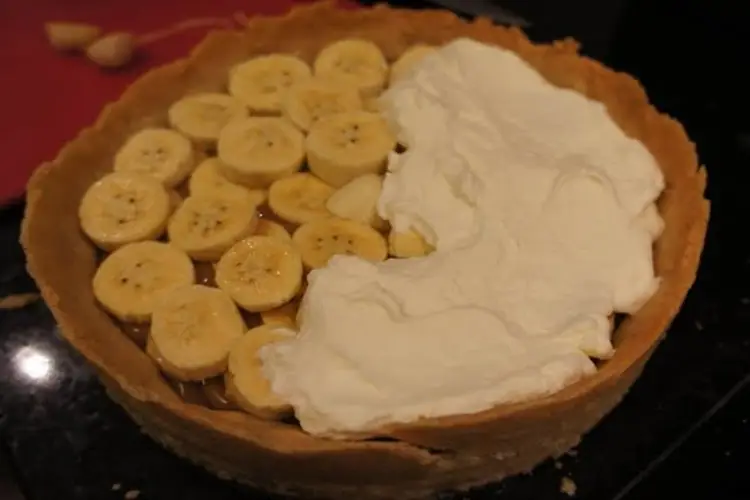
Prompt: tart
<box><xmin>21</xmin><ymin>2</ymin><xmax>709</xmax><ymax>499</ymax></box>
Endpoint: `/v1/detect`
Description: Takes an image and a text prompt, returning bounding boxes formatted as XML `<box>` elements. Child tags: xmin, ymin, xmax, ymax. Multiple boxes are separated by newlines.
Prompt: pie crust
<box><xmin>21</xmin><ymin>2</ymin><xmax>709</xmax><ymax>498</ymax></box>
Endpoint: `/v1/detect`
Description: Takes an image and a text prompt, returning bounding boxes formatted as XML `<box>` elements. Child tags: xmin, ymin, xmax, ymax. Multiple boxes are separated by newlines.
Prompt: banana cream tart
<box><xmin>22</xmin><ymin>3</ymin><xmax>709</xmax><ymax>498</ymax></box>
<box><xmin>74</xmin><ymin>34</ymin><xmax>669</xmax><ymax>433</ymax></box>
<box><xmin>261</xmin><ymin>38</ymin><xmax>665</xmax><ymax>436</ymax></box>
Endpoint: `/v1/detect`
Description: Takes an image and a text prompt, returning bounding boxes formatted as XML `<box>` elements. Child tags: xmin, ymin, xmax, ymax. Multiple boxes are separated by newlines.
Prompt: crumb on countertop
<box><xmin>124</xmin><ymin>490</ymin><xmax>140</xmax><ymax>500</ymax></box>
<box><xmin>111</xmin><ymin>483</ymin><xmax>121</xmax><ymax>491</ymax></box>
<box><xmin>560</xmin><ymin>476</ymin><xmax>577</xmax><ymax>497</ymax></box>
<box><xmin>0</xmin><ymin>293</ymin><xmax>40</xmax><ymax>310</ymax></box>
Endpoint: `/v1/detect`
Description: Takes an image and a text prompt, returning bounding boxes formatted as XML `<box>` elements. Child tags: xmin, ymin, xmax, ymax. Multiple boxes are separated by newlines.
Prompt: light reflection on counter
<box><xmin>12</xmin><ymin>345</ymin><xmax>55</xmax><ymax>384</ymax></box>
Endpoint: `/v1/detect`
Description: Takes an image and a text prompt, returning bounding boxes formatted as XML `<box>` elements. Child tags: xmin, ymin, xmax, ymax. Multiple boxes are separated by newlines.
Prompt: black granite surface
<box><xmin>1</xmin><ymin>1</ymin><xmax>748</xmax><ymax>499</ymax></box>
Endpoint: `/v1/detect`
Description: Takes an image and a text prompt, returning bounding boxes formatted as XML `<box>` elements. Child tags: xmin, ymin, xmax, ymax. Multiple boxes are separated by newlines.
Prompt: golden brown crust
<box><xmin>20</xmin><ymin>1</ymin><xmax>709</xmax><ymax>498</ymax></box>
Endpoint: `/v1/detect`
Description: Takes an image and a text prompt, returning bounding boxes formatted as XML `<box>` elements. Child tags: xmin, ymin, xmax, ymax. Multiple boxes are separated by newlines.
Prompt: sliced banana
<box><xmin>188</xmin><ymin>158</ymin><xmax>267</xmax><ymax>207</ymax></box>
<box><xmin>325</xmin><ymin>173</ymin><xmax>387</xmax><ymax>230</ymax></box>
<box><xmin>225</xmin><ymin>325</ymin><xmax>294</xmax><ymax>419</ymax></box>
<box><xmin>217</xmin><ymin>117</ymin><xmax>305</xmax><ymax>189</ymax></box>
<box><xmin>314</xmin><ymin>39</ymin><xmax>388</xmax><ymax>98</ymax></box>
<box><xmin>282</xmin><ymin>78</ymin><xmax>363</xmax><ymax>132</ymax></box>
<box><xmin>79</xmin><ymin>172</ymin><xmax>171</xmax><ymax>251</ymax></box>
<box><xmin>389</xmin><ymin>44</ymin><xmax>437</xmax><ymax>85</ymax></box>
<box><xmin>215</xmin><ymin>236</ymin><xmax>303</xmax><ymax>312</ymax></box>
<box><xmin>148</xmin><ymin>284</ymin><xmax>246</xmax><ymax>381</ymax></box>
<box><xmin>292</xmin><ymin>217</ymin><xmax>388</xmax><ymax>269</ymax></box>
<box><xmin>388</xmin><ymin>228</ymin><xmax>434</xmax><ymax>258</ymax></box>
<box><xmin>363</xmin><ymin>96</ymin><xmax>381</xmax><ymax>113</ymax></box>
<box><xmin>268</xmin><ymin>172</ymin><xmax>334</xmax><ymax>225</ymax></box>
<box><xmin>260</xmin><ymin>299</ymin><xmax>299</xmax><ymax>329</ymax></box>
<box><xmin>93</xmin><ymin>241</ymin><xmax>195</xmax><ymax>323</ymax></box>
<box><xmin>113</xmin><ymin>128</ymin><xmax>195</xmax><ymax>187</ymax></box>
<box><xmin>255</xmin><ymin>218</ymin><xmax>292</xmax><ymax>243</ymax></box>
<box><xmin>306</xmin><ymin>110</ymin><xmax>396</xmax><ymax>187</ymax></box>
<box><xmin>228</xmin><ymin>54</ymin><xmax>312</xmax><ymax>114</ymax></box>
<box><xmin>168</xmin><ymin>93</ymin><xmax>249</xmax><ymax>148</ymax></box>
<box><xmin>167</xmin><ymin>194</ymin><xmax>259</xmax><ymax>261</ymax></box>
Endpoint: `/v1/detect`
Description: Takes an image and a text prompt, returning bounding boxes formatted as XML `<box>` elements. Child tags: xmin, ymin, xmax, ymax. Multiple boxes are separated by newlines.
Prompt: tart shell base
<box><xmin>21</xmin><ymin>1</ymin><xmax>709</xmax><ymax>498</ymax></box>
<box><xmin>103</xmin><ymin>359</ymin><xmax>644</xmax><ymax>499</ymax></box>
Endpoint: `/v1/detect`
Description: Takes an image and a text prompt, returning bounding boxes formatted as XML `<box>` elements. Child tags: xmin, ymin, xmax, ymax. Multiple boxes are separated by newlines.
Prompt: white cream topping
<box><xmin>260</xmin><ymin>38</ymin><xmax>665</xmax><ymax>437</ymax></box>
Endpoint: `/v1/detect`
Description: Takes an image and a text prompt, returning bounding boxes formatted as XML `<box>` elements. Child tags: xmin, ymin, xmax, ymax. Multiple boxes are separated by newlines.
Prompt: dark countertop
<box><xmin>1</xmin><ymin>1</ymin><xmax>748</xmax><ymax>499</ymax></box>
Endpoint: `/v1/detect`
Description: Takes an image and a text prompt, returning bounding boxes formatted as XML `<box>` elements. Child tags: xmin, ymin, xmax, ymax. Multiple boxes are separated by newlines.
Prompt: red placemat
<box><xmin>0</xmin><ymin>0</ymin><xmax>354</xmax><ymax>205</ymax></box>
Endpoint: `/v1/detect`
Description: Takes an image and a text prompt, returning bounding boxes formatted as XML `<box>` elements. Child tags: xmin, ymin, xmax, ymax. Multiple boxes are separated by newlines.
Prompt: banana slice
<box><xmin>217</xmin><ymin>117</ymin><xmax>305</xmax><ymax>189</ymax></box>
<box><xmin>325</xmin><ymin>173</ymin><xmax>387</xmax><ymax>230</ymax></box>
<box><xmin>314</xmin><ymin>39</ymin><xmax>388</xmax><ymax>98</ymax></box>
<box><xmin>168</xmin><ymin>93</ymin><xmax>249</xmax><ymax>148</ymax></box>
<box><xmin>282</xmin><ymin>78</ymin><xmax>363</xmax><ymax>132</ymax></box>
<box><xmin>79</xmin><ymin>172</ymin><xmax>171</xmax><ymax>251</ymax></box>
<box><xmin>225</xmin><ymin>325</ymin><xmax>294</xmax><ymax>419</ymax></box>
<box><xmin>228</xmin><ymin>54</ymin><xmax>312</xmax><ymax>114</ymax></box>
<box><xmin>388</xmin><ymin>228</ymin><xmax>435</xmax><ymax>258</ymax></box>
<box><xmin>255</xmin><ymin>219</ymin><xmax>292</xmax><ymax>243</ymax></box>
<box><xmin>268</xmin><ymin>172</ymin><xmax>334</xmax><ymax>225</ymax></box>
<box><xmin>306</xmin><ymin>110</ymin><xmax>396</xmax><ymax>187</ymax></box>
<box><xmin>363</xmin><ymin>96</ymin><xmax>381</xmax><ymax>113</ymax></box>
<box><xmin>215</xmin><ymin>236</ymin><xmax>303</xmax><ymax>312</ymax></box>
<box><xmin>188</xmin><ymin>158</ymin><xmax>267</xmax><ymax>207</ymax></box>
<box><xmin>93</xmin><ymin>241</ymin><xmax>195</xmax><ymax>323</ymax></box>
<box><xmin>167</xmin><ymin>194</ymin><xmax>259</xmax><ymax>261</ymax></box>
<box><xmin>260</xmin><ymin>299</ymin><xmax>299</xmax><ymax>329</ymax></box>
<box><xmin>148</xmin><ymin>284</ymin><xmax>246</xmax><ymax>381</ymax></box>
<box><xmin>292</xmin><ymin>217</ymin><xmax>388</xmax><ymax>269</ymax></box>
<box><xmin>390</xmin><ymin>44</ymin><xmax>437</xmax><ymax>85</ymax></box>
<box><xmin>114</xmin><ymin>128</ymin><xmax>195</xmax><ymax>187</ymax></box>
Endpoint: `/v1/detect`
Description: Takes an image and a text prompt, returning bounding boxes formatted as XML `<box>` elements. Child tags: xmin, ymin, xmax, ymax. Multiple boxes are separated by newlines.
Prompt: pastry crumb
<box><xmin>0</xmin><ymin>293</ymin><xmax>40</xmax><ymax>310</ymax></box>
<box><xmin>554</xmin><ymin>460</ymin><xmax>563</xmax><ymax>469</ymax></box>
<box><xmin>124</xmin><ymin>490</ymin><xmax>140</xmax><ymax>499</ymax></box>
<box><xmin>566</xmin><ymin>449</ymin><xmax>578</xmax><ymax>457</ymax></box>
<box><xmin>111</xmin><ymin>483</ymin><xmax>121</xmax><ymax>491</ymax></box>
<box><xmin>695</xmin><ymin>321</ymin><xmax>704</xmax><ymax>331</ymax></box>
<box><xmin>560</xmin><ymin>476</ymin><xmax>577</xmax><ymax>496</ymax></box>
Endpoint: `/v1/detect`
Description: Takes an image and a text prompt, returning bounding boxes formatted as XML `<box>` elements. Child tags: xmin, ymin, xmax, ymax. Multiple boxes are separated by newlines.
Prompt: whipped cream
<box><xmin>261</xmin><ymin>38</ymin><xmax>665</xmax><ymax>437</ymax></box>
